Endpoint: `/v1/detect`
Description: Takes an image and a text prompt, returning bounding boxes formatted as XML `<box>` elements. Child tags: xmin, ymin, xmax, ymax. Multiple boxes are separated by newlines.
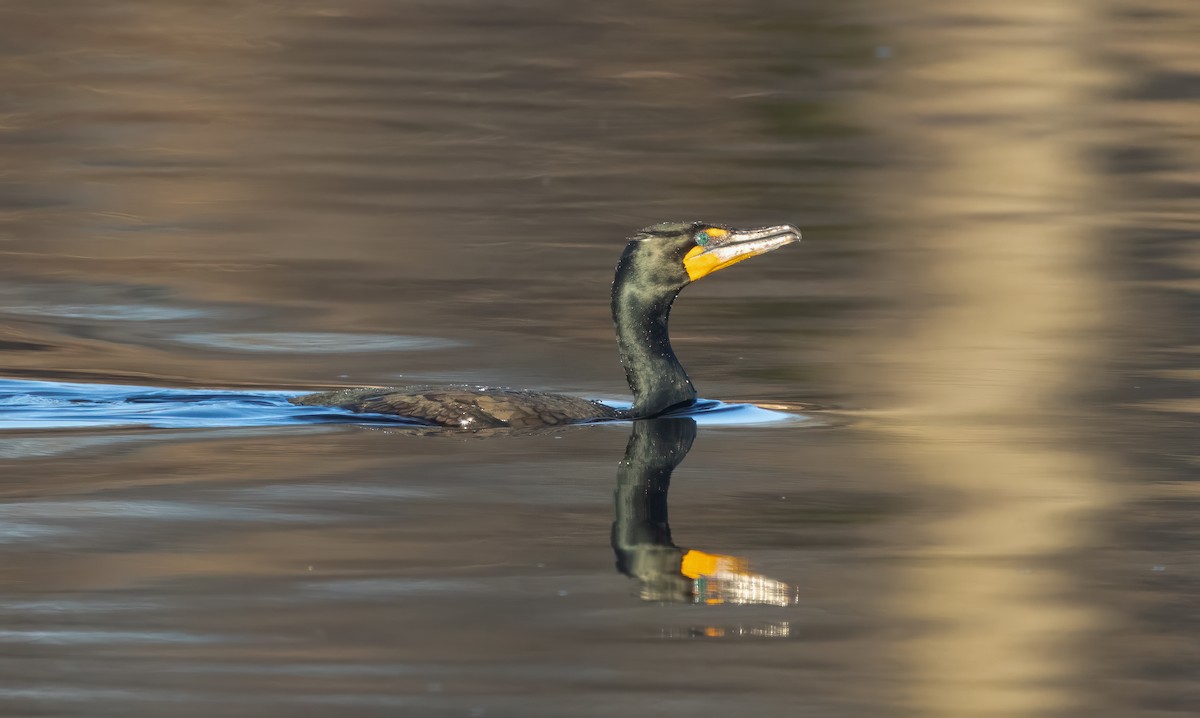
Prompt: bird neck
<box><xmin>611</xmin><ymin>278</ymin><xmax>697</xmax><ymax>418</ymax></box>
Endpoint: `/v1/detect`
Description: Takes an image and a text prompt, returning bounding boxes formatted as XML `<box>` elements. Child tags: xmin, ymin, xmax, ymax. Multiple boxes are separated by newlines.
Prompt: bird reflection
<box><xmin>611</xmin><ymin>417</ymin><xmax>796</xmax><ymax>606</ymax></box>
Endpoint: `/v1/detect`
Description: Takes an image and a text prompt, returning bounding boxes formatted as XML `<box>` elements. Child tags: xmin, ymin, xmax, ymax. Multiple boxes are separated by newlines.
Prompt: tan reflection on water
<box><xmin>859</xmin><ymin>3</ymin><xmax>1119</xmax><ymax>715</ymax></box>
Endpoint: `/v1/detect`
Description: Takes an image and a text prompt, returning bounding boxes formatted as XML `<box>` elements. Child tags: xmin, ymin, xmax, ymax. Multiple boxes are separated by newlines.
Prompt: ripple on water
<box><xmin>0</xmin><ymin>282</ymin><xmax>215</xmax><ymax>323</ymax></box>
<box><xmin>0</xmin><ymin>629</ymin><xmax>228</xmax><ymax>645</ymax></box>
<box><xmin>1</xmin><ymin>304</ymin><xmax>208</xmax><ymax>321</ymax></box>
<box><xmin>674</xmin><ymin>399</ymin><xmax>817</xmax><ymax>427</ymax></box>
<box><xmin>170</xmin><ymin>332</ymin><xmax>462</xmax><ymax>353</ymax></box>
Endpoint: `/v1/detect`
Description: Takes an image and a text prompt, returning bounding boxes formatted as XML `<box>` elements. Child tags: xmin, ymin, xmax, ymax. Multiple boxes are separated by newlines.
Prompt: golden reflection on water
<box><xmin>859</xmin><ymin>3</ymin><xmax>1120</xmax><ymax>715</ymax></box>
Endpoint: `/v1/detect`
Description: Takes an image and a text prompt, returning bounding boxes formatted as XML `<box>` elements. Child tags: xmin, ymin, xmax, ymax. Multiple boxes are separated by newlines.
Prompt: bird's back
<box><xmin>290</xmin><ymin>385</ymin><xmax>620</xmax><ymax>429</ymax></box>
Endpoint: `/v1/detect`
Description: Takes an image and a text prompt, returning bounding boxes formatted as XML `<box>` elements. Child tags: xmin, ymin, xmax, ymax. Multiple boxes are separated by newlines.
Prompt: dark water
<box><xmin>2</xmin><ymin>1</ymin><xmax>1199</xmax><ymax>716</ymax></box>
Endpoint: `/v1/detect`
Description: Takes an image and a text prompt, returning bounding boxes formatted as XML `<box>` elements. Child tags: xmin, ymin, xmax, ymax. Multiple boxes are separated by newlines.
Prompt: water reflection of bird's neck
<box><xmin>611</xmin><ymin>417</ymin><xmax>696</xmax><ymax>600</ymax></box>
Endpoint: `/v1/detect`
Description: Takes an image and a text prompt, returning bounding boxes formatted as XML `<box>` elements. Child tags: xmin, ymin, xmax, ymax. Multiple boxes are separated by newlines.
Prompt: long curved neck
<box><xmin>611</xmin><ymin>261</ymin><xmax>696</xmax><ymax>418</ymax></box>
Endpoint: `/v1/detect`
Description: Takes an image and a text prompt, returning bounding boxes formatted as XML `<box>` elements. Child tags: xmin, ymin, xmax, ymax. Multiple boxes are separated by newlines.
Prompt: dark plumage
<box><xmin>291</xmin><ymin>221</ymin><xmax>800</xmax><ymax>428</ymax></box>
<box><xmin>291</xmin><ymin>385</ymin><xmax>618</xmax><ymax>429</ymax></box>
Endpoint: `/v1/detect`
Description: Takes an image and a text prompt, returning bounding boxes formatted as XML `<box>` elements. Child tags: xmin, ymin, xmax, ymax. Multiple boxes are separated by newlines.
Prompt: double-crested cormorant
<box><xmin>291</xmin><ymin>221</ymin><xmax>801</xmax><ymax>428</ymax></box>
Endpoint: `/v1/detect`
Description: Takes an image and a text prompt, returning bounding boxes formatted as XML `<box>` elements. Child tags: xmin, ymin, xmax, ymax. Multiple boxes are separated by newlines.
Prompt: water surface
<box><xmin>2</xmin><ymin>1</ymin><xmax>1199</xmax><ymax>716</ymax></box>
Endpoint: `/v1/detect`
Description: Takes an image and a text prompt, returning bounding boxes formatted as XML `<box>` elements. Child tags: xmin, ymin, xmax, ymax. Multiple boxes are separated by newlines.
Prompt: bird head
<box><xmin>621</xmin><ymin>221</ymin><xmax>802</xmax><ymax>292</ymax></box>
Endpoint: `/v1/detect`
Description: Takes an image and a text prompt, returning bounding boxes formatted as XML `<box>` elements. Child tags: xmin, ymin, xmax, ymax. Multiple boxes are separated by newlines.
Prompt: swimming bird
<box><xmin>291</xmin><ymin>221</ymin><xmax>801</xmax><ymax>428</ymax></box>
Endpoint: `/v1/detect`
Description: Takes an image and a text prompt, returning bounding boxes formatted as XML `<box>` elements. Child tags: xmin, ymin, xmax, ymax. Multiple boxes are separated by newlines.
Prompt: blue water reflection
<box><xmin>0</xmin><ymin>378</ymin><xmax>397</xmax><ymax>430</ymax></box>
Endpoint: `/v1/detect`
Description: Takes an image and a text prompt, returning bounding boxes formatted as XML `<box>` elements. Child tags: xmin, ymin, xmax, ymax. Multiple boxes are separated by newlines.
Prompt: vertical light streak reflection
<box><xmin>858</xmin><ymin>3</ymin><xmax>1119</xmax><ymax>715</ymax></box>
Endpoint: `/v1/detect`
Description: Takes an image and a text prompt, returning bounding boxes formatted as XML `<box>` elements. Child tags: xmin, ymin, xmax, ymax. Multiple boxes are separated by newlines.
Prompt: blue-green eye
<box><xmin>694</xmin><ymin>232</ymin><xmax>709</xmax><ymax>247</ymax></box>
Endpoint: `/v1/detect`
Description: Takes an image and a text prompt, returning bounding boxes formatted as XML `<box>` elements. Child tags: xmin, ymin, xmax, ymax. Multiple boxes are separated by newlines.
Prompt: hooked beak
<box><xmin>682</xmin><ymin>224</ymin><xmax>802</xmax><ymax>282</ymax></box>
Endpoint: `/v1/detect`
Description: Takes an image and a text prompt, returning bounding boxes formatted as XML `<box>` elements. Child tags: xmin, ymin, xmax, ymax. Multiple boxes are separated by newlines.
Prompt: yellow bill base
<box><xmin>683</xmin><ymin>245</ymin><xmax>757</xmax><ymax>281</ymax></box>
